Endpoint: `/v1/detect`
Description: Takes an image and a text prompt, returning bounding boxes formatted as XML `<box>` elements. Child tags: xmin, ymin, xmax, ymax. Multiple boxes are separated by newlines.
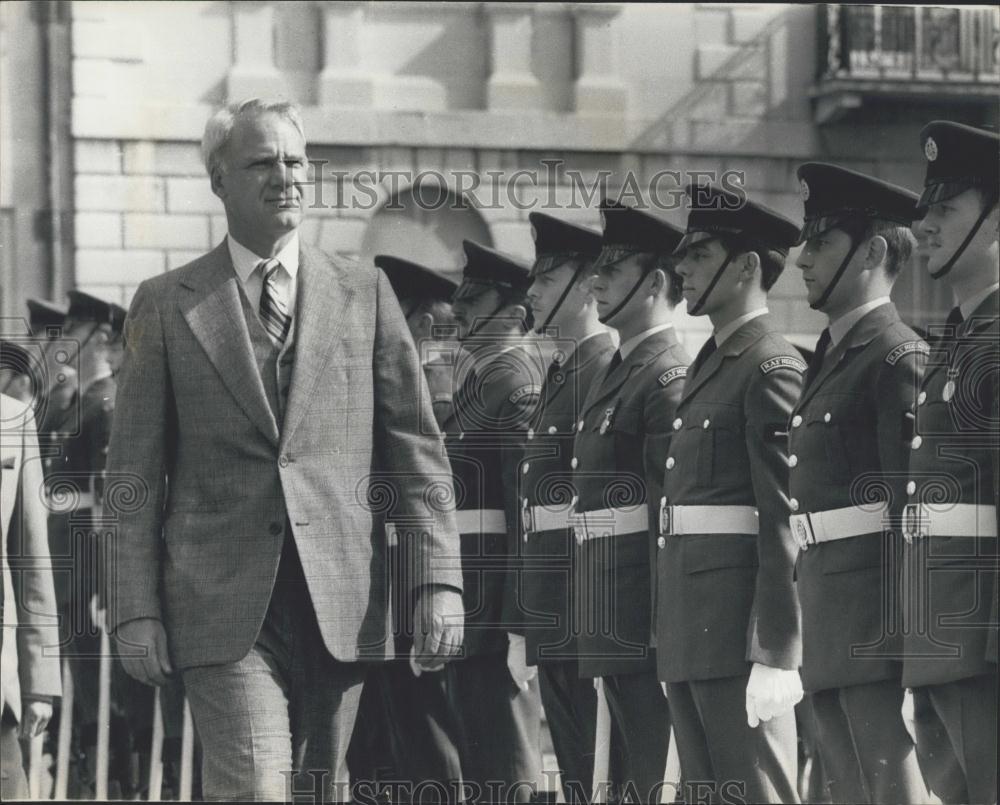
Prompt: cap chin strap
<box><xmin>810</xmin><ymin>236</ymin><xmax>864</xmax><ymax>311</ymax></box>
<box><xmin>598</xmin><ymin>264</ymin><xmax>654</xmax><ymax>325</ymax></box>
<box><xmin>537</xmin><ymin>259</ymin><xmax>589</xmax><ymax>334</ymax></box>
<box><xmin>687</xmin><ymin>249</ymin><xmax>736</xmax><ymax>317</ymax></box>
<box><xmin>462</xmin><ymin>299</ymin><xmax>509</xmax><ymax>342</ymax></box>
<box><xmin>930</xmin><ymin>191</ymin><xmax>998</xmax><ymax>280</ymax></box>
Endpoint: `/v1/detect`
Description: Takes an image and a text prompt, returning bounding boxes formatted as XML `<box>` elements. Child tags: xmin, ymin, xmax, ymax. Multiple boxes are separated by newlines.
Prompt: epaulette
<box><xmin>760</xmin><ymin>355</ymin><xmax>806</xmax><ymax>375</ymax></box>
<box><xmin>658</xmin><ymin>366</ymin><xmax>687</xmax><ymax>387</ymax></box>
<box><xmin>885</xmin><ymin>340</ymin><xmax>929</xmax><ymax>366</ymax></box>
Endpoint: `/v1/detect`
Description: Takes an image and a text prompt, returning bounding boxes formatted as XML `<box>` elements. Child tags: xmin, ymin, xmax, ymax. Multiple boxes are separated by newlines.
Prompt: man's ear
<box><xmin>417</xmin><ymin>312</ymin><xmax>435</xmax><ymax>339</ymax></box>
<box><xmin>864</xmin><ymin>235</ymin><xmax>888</xmax><ymax>271</ymax></box>
<box><xmin>740</xmin><ymin>251</ymin><xmax>761</xmax><ymax>283</ymax></box>
<box><xmin>648</xmin><ymin>267</ymin><xmax>667</xmax><ymax>297</ymax></box>
<box><xmin>209</xmin><ymin>164</ymin><xmax>227</xmax><ymax>201</ymax></box>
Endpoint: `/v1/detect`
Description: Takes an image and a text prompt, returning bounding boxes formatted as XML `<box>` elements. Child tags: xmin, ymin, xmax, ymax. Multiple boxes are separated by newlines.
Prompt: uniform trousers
<box><xmin>537</xmin><ymin>660</ymin><xmax>598</xmax><ymax>804</ymax></box>
<box><xmin>445</xmin><ymin>652</ymin><xmax>541</xmax><ymax>804</ymax></box>
<box><xmin>182</xmin><ymin>542</ymin><xmax>366</xmax><ymax>802</ymax></box>
<box><xmin>808</xmin><ymin>679</ymin><xmax>927</xmax><ymax>803</ymax></box>
<box><xmin>601</xmin><ymin>670</ymin><xmax>671</xmax><ymax>801</ymax></box>
<box><xmin>0</xmin><ymin>711</ymin><xmax>27</xmax><ymax>800</ymax></box>
<box><xmin>911</xmin><ymin>673</ymin><xmax>997</xmax><ymax>805</ymax></box>
<box><xmin>666</xmin><ymin>675</ymin><xmax>799</xmax><ymax>805</ymax></box>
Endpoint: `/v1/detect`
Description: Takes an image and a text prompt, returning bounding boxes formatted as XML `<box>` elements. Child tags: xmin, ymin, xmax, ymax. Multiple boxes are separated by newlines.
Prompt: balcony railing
<box><xmin>813</xmin><ymin>4</ymin><xmax>999</xmax><ymax>122</ymax></box>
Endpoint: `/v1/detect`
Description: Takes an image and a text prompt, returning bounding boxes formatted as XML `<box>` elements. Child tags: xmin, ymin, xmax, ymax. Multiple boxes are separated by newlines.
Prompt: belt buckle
<box><xmin>903</xmin><ymin>502</ymin><xmax>928</xmax><ymax>543</ymax></box>
<box><xmin>658</xmin><ymin>501</ymin><xmax>674</xmax><ymax>537</ymax></box>
<box><xmin>792</xmin><ymin>514</ymin><xmax>815</xmax><ymax>550</ymax></box>
<box><xmin>571</xmin><ymin>511</ymin><xmax>585</xmax><ymax>545</ymax></box>
<box><xmin>521</xmin><ymin>500</ymin><xmax>534</xmax><ymax>535</ymax></box>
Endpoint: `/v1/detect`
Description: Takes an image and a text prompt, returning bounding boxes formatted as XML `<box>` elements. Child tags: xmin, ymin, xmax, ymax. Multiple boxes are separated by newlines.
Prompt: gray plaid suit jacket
<box><xmin>106</xmin><ymin>241</ymin><xmax>462</xmax><ymax>670</ymax></box>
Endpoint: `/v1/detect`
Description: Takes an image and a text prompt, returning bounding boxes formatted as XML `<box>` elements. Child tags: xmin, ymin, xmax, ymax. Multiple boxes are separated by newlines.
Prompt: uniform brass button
<box><xmin>791</xmin><ymin>415</ymin><xmax>802</xmax><ymax>428</ymax></box>
<box><xmin>458</xmin><ymin>432</ymin><xmax>465</xmax><ymax>440</ymax></box>
<box><xmin>526</xmin><ymin>429</ymin><xmax>534</xmax><ymax>440</ymax></box>
<box><xmin>673</xmin><ymin>418</ymin><xmax>683</xmax><ymax>430</ymax></box>
<box><xmin>548</xmin><ymin>425</ymin><xmax>557</xmax><ymax>435</ymax></box>
<box><xmin>578</xmin><ymin>420</ymin><xmax>585</xmax><ymax>432</ymax></box>
<box><xmin>665</xmin><ymin>457</ymin><xmax>675</xmax><ymax>469</ymax></box>
<box><xmin>790</xmin><ymin>498</ymin><xmax>799</xmax><ymax>512</ymax></box>
<box><xmin>570</xmin><ymin>457</ymin><xmax>579</xmax><ymax>469</ymax></box>
<box><xmin>917</xmin><ymin>391</ymin><xmax>927</xmax><ymax>405</ymax></box>
<box><xmin>789</xmin><ymin>455</ymin><xmax>798</xmax><ymax>468</ymax></box>
<box><xmin>657</xmin><ymin>536</ymin><xmax>666</xmax><ymax>549</ymax></box>
<box><xmin>906</xmin><ymin>481</ymin><xmax>916</xmax><ymax>496</ymax></box>
<box><xmin>911</xmin><ymin>435</ymin><xmax>922</xmax><ymax>450</ymax></box>
<box><xmin>278</xmin><ymin>455</ymin><xmax>289</xmax><ymax>468</ymax></box>
<box><xmin>269</xmin><ymin>522</ymin><xmax>282</xmax><ymax>536</ymax></box>
<box><xmin>523</xmin><ymin>463</ymin><xmax>531</xmax><ymax>474</ymax></box>
<box><xmin>523</xmin><ymin>497</ymin><xmax>530</xmax><ymax>506</ymax></box>
<box><xmin>703</xmin><ymin>419</ymin><xmax>711</xmax><ymax>429</ymax></box>
<box><xmin>824</xmin><ymin>412</ymin><xmax>832</xmax><ymax>423</ymax></box>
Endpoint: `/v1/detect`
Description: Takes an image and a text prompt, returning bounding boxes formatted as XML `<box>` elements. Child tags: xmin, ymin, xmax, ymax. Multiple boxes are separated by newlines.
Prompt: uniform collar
<box><xmin>227</xmin><ymin>232</ymin><xmax>300</xmax><ymax>284</ymax></box>
<box><xmin>619</xmin><ymin>322</ymin><xmax>673</xmax><ymax>359</ymax></box>
<box><xmin>714</xmin><ymin>307</ymin><xmax>768</xmax><ymax>347</ymax></box>
<box><xmin>828</xmin><ymin>297</ymin><xmax>890</xmax><ymax>346</ymax></box>
<box><xmin>959</xmin><ymin>282</ymin><xmax>1000</xmax><ymax>320</ymax></box>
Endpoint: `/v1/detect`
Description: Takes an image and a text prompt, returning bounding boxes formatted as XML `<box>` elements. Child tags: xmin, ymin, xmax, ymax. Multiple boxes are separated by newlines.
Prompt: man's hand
<box><xmin>411</xmin><ymin>586</ymin><xmax>464</xmax><ymax>673</ymax></box>
<box><xmin>745</xmin><ymin>662</ymin><xmax>803</xmax><ymax>728</ymax></box>
<box><xmin>506</xmin><ymin>634</ymin><xmax>537</xmax><ymax>691</ymax></box>
<box><xmin>19</xmin><ymin>700</ymin><xmax>53</xmax><ymax>739</ymax></box>
<box><xmin>116</xmin><ymin>617</ymin><xmax>173</xmax><ymax>686</ymax></box>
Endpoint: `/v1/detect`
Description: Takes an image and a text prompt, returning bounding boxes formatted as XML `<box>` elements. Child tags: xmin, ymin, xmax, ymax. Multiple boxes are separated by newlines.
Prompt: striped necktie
<box><xmin>259</xmin><ymin>259</ymin><xmax>291</xmax><ymax>345</ymax></box>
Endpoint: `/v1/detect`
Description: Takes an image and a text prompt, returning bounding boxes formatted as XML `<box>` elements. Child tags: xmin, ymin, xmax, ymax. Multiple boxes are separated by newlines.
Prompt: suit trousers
<box><xmin>666</xmin><ymin>675</ymin><xmax>799</xmax><ymax>805</ymax></box>
<box><xmin>911</xmin><ymin>673</ymin><xmax>998</xmax><ymax>805</ymax></box>
<box><xmin>445</xmin><ymin>652</ymin><xmax>541</xmax><ymax>804</ymax></box>
<box><xmin>601</xmin><ymin>670</ymin><xmax>671</xmax><ymax>801</ymax></box>
<box><xmin>0</xmin><ymin>713</ymin><xmax>27</xmax><ymax>801</ymax></box>
<box><xmin>183</xmin><ymin>542</ymin><xmax>366</xmax><ymax>802</ymax></box>
<box><xmin>809</xmin><ymin>679</ymin><xmax>927</xmax><ymax>803</ymax></box>
<box><xmin>538</xmin><ymin>660</ymin><xmax>598</xmax><ymax>804</ymax></box>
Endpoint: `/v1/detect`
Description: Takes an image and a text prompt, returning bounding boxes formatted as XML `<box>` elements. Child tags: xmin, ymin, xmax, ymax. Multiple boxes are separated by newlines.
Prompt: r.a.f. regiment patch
<box><xmin>509</xmin><ymin>384</ymin><xmax>540</xmax><ymax>404</ymax></box>
<box><xmin>760</xmin><ymin>356</ymin><xmax>807</xmax><ymax>375</ymax></box>
<box><xmin>885</xmin><ymin>341</ymin><xmax>930</xmax><ymax>366</ymax></box>
<box><xmin>658</xmin><ymin>366</ymin><xmax>687</xmax><ymax>387</ymax></box>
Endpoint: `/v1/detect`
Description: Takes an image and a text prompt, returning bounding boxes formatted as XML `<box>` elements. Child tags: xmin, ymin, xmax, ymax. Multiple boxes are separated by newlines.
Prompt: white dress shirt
<box><xmin>227</xmin><ymin>233</ymin><xmax>300</xmax><ymax>314</ymax></box>
<box><xmin>619</xmin><ymin>323</ymin><xmax>674</xmax><ymax>359</ymax></box>
<box><xmin>714</xmin><ymin>307</ymin><xmax>768</xmax><ymax>348</ymax></box>
<box><xmin>828</xmin><ymin>296</ymin><xmax>890</xmax><ymax>346</ymax></box>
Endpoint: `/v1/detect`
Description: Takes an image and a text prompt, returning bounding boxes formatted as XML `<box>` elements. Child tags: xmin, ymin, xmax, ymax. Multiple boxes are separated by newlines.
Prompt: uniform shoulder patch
<box><xmin>658</xmin><ymin>366</ymin><xmax>687</xmax><ymax>387</ymax></box>
<box><xmin>885</xmin><ymin>340</ymin><xmax>930</xmax><ymax>366</ymax></box>
<box><xmin>509</xmin><ymin>384</ymin><xmax>540</xmax><ymax>405</ymax></box>
<box><xmin>760</xmin><ymin>355</ymin><xmax>806</xmax><ymax>375</ymax></box>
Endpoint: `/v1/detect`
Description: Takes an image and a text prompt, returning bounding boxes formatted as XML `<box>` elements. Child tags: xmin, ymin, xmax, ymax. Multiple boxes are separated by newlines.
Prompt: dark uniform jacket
<box><xmin>63</xmin><ymin>376</ymin><xmax>116</xmax><ymax>508</ymax></box>
<box><xmin>902</xmin><ymin>289</ymin><xmax>999</xmax><ymax>687</ymax></box>
<box><xmin>789</xmin><ymin>304</ymin><xmax>926</xmax><ymax>692</ymax></box>
<box><xmin>505</xmin><ymin>331</ymin><xmax>615</xmax><ymax>666</ymax></box>
<box><xmin>441</xmin><ymin>343</ymin><xmax>542</xmax><ymax>657</ymax></box>
<box><xmin>572</xmin><ymin>327</ymin><xmax>690</xmax><ymax>678</ymax></box>
<box><xmin>656</xmin><ymin>314</ymin><xmax>804</xmax><ymax>683</ymax></box>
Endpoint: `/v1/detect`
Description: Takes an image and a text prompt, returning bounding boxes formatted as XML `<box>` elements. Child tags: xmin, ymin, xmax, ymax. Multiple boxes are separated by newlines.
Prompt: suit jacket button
<box><xmin>917</xmin><ymin>391</ymin><xmax>927</xmax><ymax>405</ymax></box>
<box><xmin>791</xmin><ymin>415</ymin><xmax>803</xmax><ymax>428</ymax></box>
<box><xmin>911</xmin><ymin>435</ymin><xmax>922</xmax><ymax>450</ymax></box>
<box><xmin>279</xmin><ymin>455</ymin><xmax>289</xmax><ymax>468</ymax></box>
<box><xmin>657</xmin><ymin>536</ymin><xmax>666</xmax><ymax>549</ymax></box>
<box><xmin>906</xmin><ymin>481</ymin><xmax>916</xmax><ymax>496</ymax></box>
<box><xmin>269</xmin><ymin>522</ymin><xmax>283</xmax><ymax>536</ymax></box>
<box><xmin>570</xmin><ymin>457</ymin><xmax>579</xmax><ymax>469</ymax></box>
<box><xmin>789</xmin><ymin>455</ymin><xmax>798</xmax><ymax>468</ymax></box>
<box><xmin>790</xmin><ymin>498</ymin><xmax>799</xmax><ymax>512</ymax></box>
<box><xmin>548</xmin><ymin>425</ymin><xmax>557</xmax><ymax>435</ymax></box>
<box><xmin>673</xmin><ymin>418</ymin><xmax>683</xmax><ymax>430</ymax></box>
<box><xmin>665</xmin><ymin>457</ymin><xmax>675</xmax><ymax>470</ymax></box>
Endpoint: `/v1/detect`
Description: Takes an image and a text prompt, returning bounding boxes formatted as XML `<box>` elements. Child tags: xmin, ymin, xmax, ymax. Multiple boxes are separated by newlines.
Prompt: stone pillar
<box><xmin>571</xmin><ymin>3</ymin><xmax>627</xmax><ymax>115</ymax></box>
<box><xmin>318</xmin><ymin>1</ymin><xmax>374</xmax><ymax>107</ymax></box>
<box><xmin>485</xmin><ymin>3</ymin><xmax>542</xmax><ymax>111</ymax></box>
<box><xmin>226</xmin><ymin>2</ymin><xmax>284</xmax><ymax>100</ymax></box>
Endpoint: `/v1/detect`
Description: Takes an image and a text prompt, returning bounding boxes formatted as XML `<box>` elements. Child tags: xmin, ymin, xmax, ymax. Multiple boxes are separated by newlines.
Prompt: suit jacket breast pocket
<box><xmin>693</xmin><ymin>406</ymin><xmax>746</xmax><ymax>489</ymax></box>
<box><xmin>807</xmin><ymin>395</ymin><xmax>869</xmax><ymax>484</ymax></box>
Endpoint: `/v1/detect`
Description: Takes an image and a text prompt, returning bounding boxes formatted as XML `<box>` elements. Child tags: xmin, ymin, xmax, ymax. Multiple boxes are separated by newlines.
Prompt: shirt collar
<box><xmin>714</xmin><ymin>307</ymin><xmax>768</xmax><ymax>348</ymax></box>
<box><xmin>959</xmin><ymin>282</ymin><xmax>1000</xmax><ymax>320</ymax></box>
<box><xmin>620</xmin><ymin>322</ymin><xmax>673</xmax><ymax>359</ymax></box>
<box><xmin>828</xmin><ymin>297</ymin><xmax>890</xmax><ymax>346</ymax></box>
<box><xmin>227</xmin><ymin>233</ymin><xmax>300</xmax><ymax>284</ymax></box>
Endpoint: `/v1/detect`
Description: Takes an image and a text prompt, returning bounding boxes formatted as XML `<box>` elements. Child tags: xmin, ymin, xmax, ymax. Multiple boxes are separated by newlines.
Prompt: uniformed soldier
<box><xmin>504</xmin><ymin>212</ymin><xmax>614</xmax><ymax>803</ymax></box>
<box><xmin>440</xmin><ymin>240</ymin><xmax>543</xmax><ymax>804</ymax></box>
<box><xmin>904</xmin><ymin>121</ymin><xmax>999</xmax><ymax>805</ymax></box>
<box><xmin>790</xmin><ymin>163</ymin><xmax>929</xmax><ymax>803</ymax></box>
<box><xmin>346</xmin><ymin>255</ymin><xmax>464</xmax><ymax>802</ymax></box>
<box><xmin>569</xmin><ymin>200</ymin><xmax>688</xmax><ymax>801</ymax></box>
<box><xmin>656</xmin><ymin>182</ymin><xmax>805</xmax><ymax>804</ymax></box>
<box><xmin>24</xmin><ymin>299</ymin><xmax>76</xmax><ymax>438</ymax></box>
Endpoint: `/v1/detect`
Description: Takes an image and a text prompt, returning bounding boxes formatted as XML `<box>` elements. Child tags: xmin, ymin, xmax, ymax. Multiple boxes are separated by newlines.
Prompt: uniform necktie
<box><xmin>604</xmin><ymin>350</ymin><xmax>622</xmax><ymax>379</ymax></box>
<box><xmin>945</xmin><ymin>306</ymin><xmax>964</xmax><ymax>337</ymax></box>
<box><xmin>688</xmin><ymin>336</ymin><xmax>718</xmax><ymax>379</ymax></box>
<box><xmin>804</xmin><ymin>328</ymin><xmax>831</xmax><ymax>389</ymax></box>
<box><xmin>259</xmin><ymin>259</ymin><xmax>291</xmax><ymax>345</ymax></box>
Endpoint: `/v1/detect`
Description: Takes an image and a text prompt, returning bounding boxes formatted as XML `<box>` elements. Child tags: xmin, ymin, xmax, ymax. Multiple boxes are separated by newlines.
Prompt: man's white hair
<box><xmin>201</xmin><ymin>99</ymin><xmax>305</xmax><ymax>176</ymax></box>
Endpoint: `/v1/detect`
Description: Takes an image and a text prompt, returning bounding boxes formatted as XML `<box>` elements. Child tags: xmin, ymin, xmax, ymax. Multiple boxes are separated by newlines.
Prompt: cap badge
<box><xmin>925</xmin><ymin>137</ymin><xmax>938</xmax><ymax>162</ymax></box>
<box><xmin>799</xmin><ymin>179</ymin><xmax>810</xmax><ymax>202</ymax></box>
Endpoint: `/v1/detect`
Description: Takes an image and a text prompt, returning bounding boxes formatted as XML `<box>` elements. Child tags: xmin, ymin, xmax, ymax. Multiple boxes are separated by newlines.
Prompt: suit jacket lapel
<box><xmin>280</xmin><ymin>245</ymin><xmax>354</xmax><ymax>448</ymax></box>
<box><xmin>179</xmin><ymin>243</ymin><xmax>280</xmax><ymax>446</ymax></box>
<box><xmin>680</xmin><ymin>316</ymin><xmax>770</xmax><ymax>406</ymax></box>
<box><xmin>545</xmin><ymin>332</ymin><xmax>612</xmax><ymax>410</ymax></box>
<box><xmin>582</xmin><ymin>329</ymin><xmax>677</xmax><ymax>416</ymax></box>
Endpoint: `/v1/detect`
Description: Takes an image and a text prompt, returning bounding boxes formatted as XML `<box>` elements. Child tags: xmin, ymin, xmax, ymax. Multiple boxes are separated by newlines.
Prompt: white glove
<box><xmin>745</xmin><ymin>663</ymin><xmax>803</xmax><ymax>728</ymax></box>
<box><xmin>506</xmin><ymin>633</ymin><xmax>537</xmax><ymax>691</ymax></box>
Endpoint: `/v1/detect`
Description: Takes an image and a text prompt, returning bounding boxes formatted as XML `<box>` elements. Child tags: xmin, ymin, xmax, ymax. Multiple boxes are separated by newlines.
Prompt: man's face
<box><xmin>211</xmin><ymin>112</ymin><xmax>307</xmax><ymax>244</ymax></box>
<box><xmin>918</xmin><ymin>187</ymin><xmax>999</xmax><ymax>278</ymax></box>
<box><xmin>526</xmin><ymin>262</ymin><xmax>588</xmax><ymax>331</ymax></box>
<box><xmin>451</xmin><ymin>284</ymin><xmax>503</xmax><ymax>340</ymax></box>
<box><xmin>590</xmin><ymin>253</ymin><xmax>647</xmax><ymax>323</ymax></box>
<box><xmin>795</xmin><ymin>227</ymin><xmax>858</xmax><ymax>310</ymax></box>
<box><xmin>674</xmin><ymin>237</ymin><xmax>740</xmax><ymax>316</ymax></box>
